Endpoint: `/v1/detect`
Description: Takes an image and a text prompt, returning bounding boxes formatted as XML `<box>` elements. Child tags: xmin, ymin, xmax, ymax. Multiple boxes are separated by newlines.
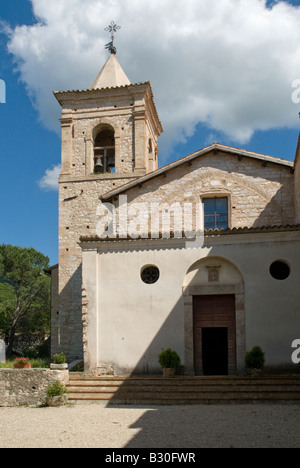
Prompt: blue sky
<box><xmin>0</xmin><ymin>0</ymin><xmax>300</xmax><ymax>266</ymax></box>
<box><xmin>0</xmin><ymin>0</ymin><xmax>60</xmax><ymax>265</ymax></box>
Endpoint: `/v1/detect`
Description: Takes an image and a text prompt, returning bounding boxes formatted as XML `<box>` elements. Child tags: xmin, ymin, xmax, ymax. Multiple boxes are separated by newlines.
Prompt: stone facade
<box><xmin>103</xmin><ymin>148</ymin><xmax>295</xmax><ymax>234</ymax></box>
<box><xmin>50</xmin><ymin>52</ymin><xmax>300</xmax><ymax>376</ymax></box>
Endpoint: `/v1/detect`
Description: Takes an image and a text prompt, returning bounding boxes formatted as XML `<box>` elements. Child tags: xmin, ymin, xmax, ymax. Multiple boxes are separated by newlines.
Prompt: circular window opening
<box><xmin>269</xmin><ymin>261</ymin><xmax>290</xmax><ymax>280</ymax></box>
<box><xmin>141</xmin><ymin>266</ymin><xmax>160</xmax><ymax>284</ymax></box>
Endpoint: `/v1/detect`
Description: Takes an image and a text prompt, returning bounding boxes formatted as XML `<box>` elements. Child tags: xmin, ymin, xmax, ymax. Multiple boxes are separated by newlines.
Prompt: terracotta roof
<box><xmin>79</xmin><ymin>224</ymin><xmax>300</xmax><ymax>243</ymax></box>
<box><xmin>53</xmin><ymin>81</ymin><xmax>150</xmax><ymax>100</ymax></box>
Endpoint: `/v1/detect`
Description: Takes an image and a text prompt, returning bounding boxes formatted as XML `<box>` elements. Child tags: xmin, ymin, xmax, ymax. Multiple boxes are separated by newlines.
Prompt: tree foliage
<box><xmin>0</xmin><ymin>244</ymin><xmax>51</xmax><ymax>357</ymax></box>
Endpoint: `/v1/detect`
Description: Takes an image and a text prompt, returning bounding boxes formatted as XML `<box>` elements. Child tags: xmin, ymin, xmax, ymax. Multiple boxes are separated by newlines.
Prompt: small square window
<box><xmin>203</xmin><ymin>197</ymin><xmax>228</xmax><ymax>230</ymax></box>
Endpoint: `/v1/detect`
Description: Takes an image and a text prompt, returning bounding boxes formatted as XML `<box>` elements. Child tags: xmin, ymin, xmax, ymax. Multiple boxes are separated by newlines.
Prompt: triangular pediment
<box><xmin>101</xmin><ymin>143</ymin><xmax>294</xmax><ymax>202</ymax></box>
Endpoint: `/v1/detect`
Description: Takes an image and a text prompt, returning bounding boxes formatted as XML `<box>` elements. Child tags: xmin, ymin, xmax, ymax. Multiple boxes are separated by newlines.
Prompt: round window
<box><xmin>141</xmin><ymin>266</ymin><xmax>160</xmax><ymax>284</ymax></box>
<box><xmin>269</xmin><ymin>261</ymin><xmax>290</xmax><ymax>280</ymax></box>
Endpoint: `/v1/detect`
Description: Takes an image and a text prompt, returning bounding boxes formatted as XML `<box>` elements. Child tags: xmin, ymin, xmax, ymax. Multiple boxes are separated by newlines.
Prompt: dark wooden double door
<box><xmin>193</xmin><ymin>295</ymin><xmax>236</xmax><ymax>376</ymax></box>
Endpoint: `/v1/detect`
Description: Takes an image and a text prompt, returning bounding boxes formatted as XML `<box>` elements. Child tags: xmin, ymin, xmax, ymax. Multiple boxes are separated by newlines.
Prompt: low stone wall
<box><xmin>0</xmin><ymin>369</ymin><xmax>69</xmax><ymax>407</ymax></box>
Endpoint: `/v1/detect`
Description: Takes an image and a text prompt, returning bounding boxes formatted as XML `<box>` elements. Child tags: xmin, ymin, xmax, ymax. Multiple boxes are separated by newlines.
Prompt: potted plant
<box><xmin>245</xmin><ymin>346</ymin><xmax>265</xmax><ymax>377</ymax></box>
<box><xmin>13</xmin><ymin>357</ymin><xmax>31</xmax><ymax>369</ymax></box>
<box><xmin>46</xmin><ymin>381</ymin><xmax>69</xmax><ymax>407</ymax></box>
<box><xmin>158</xmin><ymin>348</ymin><xmax>181</xmax><ymax>377</ymax></box>
<box><xmin>50</xmin><ymin>352</ymin><xmax>68</xmax><ymax>370</ymax></box>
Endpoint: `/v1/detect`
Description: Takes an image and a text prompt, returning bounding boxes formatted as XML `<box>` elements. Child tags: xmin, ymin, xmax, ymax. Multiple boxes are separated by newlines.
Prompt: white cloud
<box><xmin>38</xmin><ymin>164</ymin><xmax>61</xmax><ymax>191</ymax></box>
<box><xmin>5</xmin><ymin>0</ymin><xmax>300</xmax><ymax>160</ymax></box>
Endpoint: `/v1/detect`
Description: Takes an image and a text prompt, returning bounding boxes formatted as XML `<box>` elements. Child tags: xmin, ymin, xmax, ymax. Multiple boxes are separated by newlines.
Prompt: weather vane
<box><xmin>105</xmin><ymin>21</ymin><xmax>121</xmax><ymax>55</ymax></box>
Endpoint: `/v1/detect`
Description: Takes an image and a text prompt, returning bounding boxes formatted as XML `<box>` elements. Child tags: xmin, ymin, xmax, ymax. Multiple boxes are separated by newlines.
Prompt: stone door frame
<box><xmin>183</xmin><ymin>284</ymin><xmax>245</xmax><ymax>376</ymax></box>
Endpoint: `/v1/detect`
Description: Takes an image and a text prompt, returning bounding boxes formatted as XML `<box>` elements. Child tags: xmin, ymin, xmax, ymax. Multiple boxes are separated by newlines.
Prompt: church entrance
<box><xmin>193</xmin><ymin>295</ymin><xmax>236</xmax><ymax>376</ymax></box>
<box><xmin>202</xmin><ymin>327</ymin><xmax>228</xmax><ymax>375</ymax></box>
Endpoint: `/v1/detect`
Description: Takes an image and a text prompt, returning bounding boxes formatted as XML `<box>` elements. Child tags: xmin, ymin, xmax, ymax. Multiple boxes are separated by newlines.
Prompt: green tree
<box><xmin>0</xmin><ymin>244</ymin><xmax>50</xmax><ymax>357</ymax></box>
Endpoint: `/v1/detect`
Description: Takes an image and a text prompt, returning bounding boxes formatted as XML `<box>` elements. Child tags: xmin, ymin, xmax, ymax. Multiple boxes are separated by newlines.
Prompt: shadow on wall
<box><xmin>252</xmin><ymin>185</ymin><xmax>294</xmax><ymax>228</ymax></box>
<box><xmin>51</xmin><ymin>264</ymin><xmax>84</xmax><ymax>362</ymax></box>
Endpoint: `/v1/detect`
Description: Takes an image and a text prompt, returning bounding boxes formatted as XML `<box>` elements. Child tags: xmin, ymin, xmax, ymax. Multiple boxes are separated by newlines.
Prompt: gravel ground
<box><xmin>0</xmin><ymin>403</ymin><xmax>299</xmax><ymax>448</ymax></box>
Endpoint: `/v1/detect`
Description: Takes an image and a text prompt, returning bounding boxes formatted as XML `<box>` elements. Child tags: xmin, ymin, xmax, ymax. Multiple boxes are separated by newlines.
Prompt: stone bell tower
<box><xmin>51</xmin><ymin>27</ymin><xmax>163</xmax><ymax>361</ymax></box>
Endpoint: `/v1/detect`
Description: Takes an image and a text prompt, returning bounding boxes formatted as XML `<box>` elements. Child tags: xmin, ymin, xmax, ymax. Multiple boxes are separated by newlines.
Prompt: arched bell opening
<box><xmin>94</xmin><ymin>127</ymin><xmax>115</xmax><ymax>174</ymax></box>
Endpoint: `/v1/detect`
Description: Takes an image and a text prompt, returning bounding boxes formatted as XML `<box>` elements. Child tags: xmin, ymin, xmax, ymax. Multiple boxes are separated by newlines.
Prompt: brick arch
<box><xmin>183</xmin><ymin>256</ymin><xmax>245</xmax><ymax>375</ymax></box>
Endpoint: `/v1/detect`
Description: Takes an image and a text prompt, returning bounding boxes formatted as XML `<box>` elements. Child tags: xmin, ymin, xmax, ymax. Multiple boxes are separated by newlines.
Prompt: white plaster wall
<box><xmin>82</xmin><ymin>231</ymin><xmax>300</xmax><ymax>375</ymax></box>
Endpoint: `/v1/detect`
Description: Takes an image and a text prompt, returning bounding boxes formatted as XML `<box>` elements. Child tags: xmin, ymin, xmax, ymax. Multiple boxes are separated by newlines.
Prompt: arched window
<box><xmin>94</xmin><ymin>128</ymin><xmax>115</xmax><ymax>174</ymax></box>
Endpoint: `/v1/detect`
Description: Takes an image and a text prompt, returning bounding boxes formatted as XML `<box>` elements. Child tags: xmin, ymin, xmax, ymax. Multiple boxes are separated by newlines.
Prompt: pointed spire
<box><xmin>90</xmin><ymin>54</ymin><xmax>131</xmax><ymax>90</ymax></box>
<box><xmin>90</xmin><ymin>21</ymin><xmax>131</xmax><ymax>90</ymax></box>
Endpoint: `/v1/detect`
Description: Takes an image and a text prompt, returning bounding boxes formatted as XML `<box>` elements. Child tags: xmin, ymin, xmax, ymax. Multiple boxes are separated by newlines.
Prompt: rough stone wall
<box><xmin>72</xmin><ymin>113</ymin><xmax>136</xmax><ymax>177</ymax></box>
<box><xmin>0</xmin><ymin>369</ymin><xmax>69</xmax><ymax>407</ymax></box>
<box><xmin>55</xmin><ymin>84</ymin><xmax>162</xmax><ymax>361</ymax></box>
<box><xmin>119</xmin><ymin>151</ymin><xmax>295</xmax><ymax>233</ymax></box>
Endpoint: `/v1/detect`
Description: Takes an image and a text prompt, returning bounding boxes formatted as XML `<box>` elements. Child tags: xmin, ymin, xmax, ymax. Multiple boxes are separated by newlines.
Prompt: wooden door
<box><xmin>193</xmin><ymin>295</ymin><xmax>236</xmax><ymax>375</ymax></box>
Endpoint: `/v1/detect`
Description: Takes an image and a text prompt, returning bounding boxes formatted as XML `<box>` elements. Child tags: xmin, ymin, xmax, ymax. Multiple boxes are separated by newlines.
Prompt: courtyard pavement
<box><xmin>0</xmin><ymin>402</ymin><xmax>299</xmax><ymax>448</ymax></box>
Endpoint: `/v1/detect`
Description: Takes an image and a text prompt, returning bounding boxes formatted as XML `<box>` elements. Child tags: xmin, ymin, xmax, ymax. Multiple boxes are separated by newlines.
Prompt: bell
<box><xmin>94</xmin><ymin>157</ymin><xmax>103</xmax><ymax>172</ymax></box>
<box><xmin>107</xmin><ymin>157</ymin><xmax>115</xmax><ymax>168</ymax></box>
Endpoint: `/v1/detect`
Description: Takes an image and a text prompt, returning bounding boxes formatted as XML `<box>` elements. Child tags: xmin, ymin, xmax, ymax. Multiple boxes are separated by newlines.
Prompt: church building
<box><xmin>49</xmin><ymin>34</ymin><xmax>300</xmax><ymax>377</ymax></box>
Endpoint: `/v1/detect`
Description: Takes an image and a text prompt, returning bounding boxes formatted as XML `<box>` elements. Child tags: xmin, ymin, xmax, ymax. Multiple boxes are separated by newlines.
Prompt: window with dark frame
<box><xmin>203</xmin><ymin>197</ymin><xmax>228</xmax><ymax>230</ymax></box>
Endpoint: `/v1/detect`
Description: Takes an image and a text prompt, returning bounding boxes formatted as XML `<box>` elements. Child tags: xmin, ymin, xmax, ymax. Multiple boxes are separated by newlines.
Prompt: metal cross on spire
<box><xmin>105</xmin><ymin>21</ymin><xmax>121</xmax><ymax>55</ymax></box>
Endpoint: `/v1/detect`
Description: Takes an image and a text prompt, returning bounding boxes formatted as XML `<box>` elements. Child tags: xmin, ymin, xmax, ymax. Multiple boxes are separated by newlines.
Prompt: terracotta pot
<box><xmin>162</xmin><ymin>368</ymin><xmax>176</xmax><ymax>378</ymax></box>
<box><xmin>14</xmin><ymin>363</ymin><xmax>31</xmax><ymax>369</ymax></box>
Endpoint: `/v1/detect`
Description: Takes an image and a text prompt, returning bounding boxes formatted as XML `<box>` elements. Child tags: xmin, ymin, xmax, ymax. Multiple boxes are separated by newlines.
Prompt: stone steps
<box><xmin>67</xmin><ymin>374</ymin><xmax>300</xmax><ymax>404</ymax></box>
